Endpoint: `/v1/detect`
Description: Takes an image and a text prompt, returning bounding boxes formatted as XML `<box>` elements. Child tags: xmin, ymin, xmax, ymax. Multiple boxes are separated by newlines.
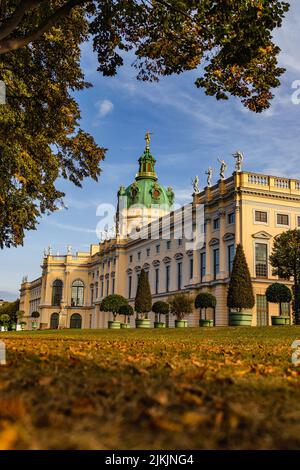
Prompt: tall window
<box><xmin>155</xmin><ymin>268</ymin><xmax>159</xmax><ymax>294</ymax></box>
<box><xmin>166</xmin><ymin>240</ymin><xmax>171</xmax><ymax>250</ymax></box>
<box><xmin>189</xmin><ymin>258</ymin><xmax>194</xmax><ymax>279</ymax></box>
<box><xmin>255</xmin><ymin>243</ymin><xmax>268</xmax><ymax>278</ymax></box>
<box><xmin>128</xmin><ymin>275</ymin><xmax>132</xmax><ymax>298</ymax></box>
<box><xmin>166</xmin><ymin>265</ymin><xmax>170</xmax><ymax>292</ymax></box>
<box><xmin>213</xmin><ymin>248</ymin><xmax>220</xmax><ymax>280</ymax></box>
<box><xmin>71</xmin><ymin>280</ymin><xmax>84</xmax><ymax>306</ymax></box>
<box><xmin>101</xmin><ymin>280</ymin><xmax>104</xmax><ymax>298</ymax></box>
<box><xmin>106</xmin><ymin>279</ymin><xmax>110</xmax><ymax>296</ymax></box>
<box><xmin>213</xmin><ymin>218</ymin><xmax>220</xmax><ymax>230</ymax></box>
<box><xmin>178</xmin><ymin>239</ymin><xmax>183</xmax><ymax>246</ymax></box>
<box><xmin>177</xmin><ymin>262</ymin><xmax>182</xmax><ymax>290</ymax></box>
<box><xmin>137</xmin><ymin>252</ymin><xmax>141</xmax><ymax>260</ymax></box>
<box><xmin>228</xmin><ymin>212</ymin><xmax>235</xmax><ymax>224</ymax></box>
<box><xmin>52</xmin><ymin>279</ymin><xmax>63</xmax><ymax>306</ymax></box>
<box><xmin>95</xmin><ymin>282</ymin><xmax>98</xmax><ymax>300</ymax></box>
<box><xmin>156</xmin><ymin>244</ymin><xmax>160</xmax><ymax>254</ymax></box>
<box><xmin>112</xmin><ymin>278</ymin><xmax>115</xmax><ymax>294</ymax></box>
<box><xmin>200</xmin><ymin>252</ymin><xmax>206</xmax><ymax>282</ymax></box>
<box><xmin>256</xmin><ymin>295</ymin><xmax>268</xmax><ymax>326</ymax></box>
<box><xmin>90</xmin><ymin>284</ymin><xmax>94</xmax><ymax>305</ymax></box>
<box><xmin>228</xmin><ymin>244</ymin><xmax>235</xmax><ymax>274</ymax></box>
<box><xmin>147</xmin><ymin>248</ymin><xmax>150</xmax><ymax>257</ymax></box>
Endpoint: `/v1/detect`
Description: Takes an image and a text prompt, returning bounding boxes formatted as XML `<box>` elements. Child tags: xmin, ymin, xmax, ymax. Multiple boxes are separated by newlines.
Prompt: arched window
<box><xmin>71</xmin><ymin>280</ymin><xmax>84</xmax><ymax>306</ymax></box>
<box><xmin>70</xmin><ymin>313</ymin><xmax>82</xmax><ymax>329</ymax></box>
<box><xmin>52</xmin><ymin>279</ymin><xmax>63</xmax><ymax>306</ymax></box>
<box><xmin>50</xmin><ymin>312</ymin><xmax>59</xmax><ymax>329</ymax></box>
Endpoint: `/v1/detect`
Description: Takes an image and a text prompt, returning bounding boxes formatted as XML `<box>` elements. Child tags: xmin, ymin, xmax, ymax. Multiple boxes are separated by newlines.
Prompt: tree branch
<box><xmin>0</xmin><ymin>0</ymin><xmax>87</xmax><ymax>54</ymax></box>
<box><xmin>0</xmin><ymin>0</ymin><xmax>42</xmax><ymax>41</ymax></box>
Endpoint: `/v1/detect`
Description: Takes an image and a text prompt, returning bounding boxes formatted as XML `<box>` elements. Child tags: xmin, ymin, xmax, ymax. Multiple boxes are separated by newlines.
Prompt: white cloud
<box><xmin>96</xmin><ymin>99</ymin><xmax>114</xmax><ymax>117</ymax></box>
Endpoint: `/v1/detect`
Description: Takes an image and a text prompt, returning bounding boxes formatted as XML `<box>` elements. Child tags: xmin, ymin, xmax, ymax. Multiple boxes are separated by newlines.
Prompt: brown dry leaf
<box><xmin>38</xmin><ymin>376</ymin><xmax>53</xmax><ymax>386</ymax></box>
<box><xmin>182</xmin><ymin>411</ymin><xmax>209</xmax><ymax>427</ymax></box>
<box><xmin>0</xmin><ymin>423</ymin><xmax>18</xmax><ymax>450</ymax></box>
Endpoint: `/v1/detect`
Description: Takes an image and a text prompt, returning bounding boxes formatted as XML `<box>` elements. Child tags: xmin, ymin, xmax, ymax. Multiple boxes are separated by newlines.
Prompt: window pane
<box><xmin>255</xmin><ymin>211</ymin><xmax>267</xmax><ymax>223</ymax></box>
<box><xmin>255</xmin><ymin>244</ymin><xmax>267</xmax><ymax>277</ymax></box>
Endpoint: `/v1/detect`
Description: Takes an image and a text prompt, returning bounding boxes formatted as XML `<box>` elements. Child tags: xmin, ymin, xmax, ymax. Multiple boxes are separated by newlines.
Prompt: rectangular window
<box><xmin>101</xmin><ymin>281</ymin><xmax>104</xmax><ymax>298</ymax></box>
<box><xmin>155</xmin><ymin>268</ymin><xmax>159</xmax><ymax>294</ymax></box>
<box><xmin>106</xmin><ymin>280</ymin><xmax>109</xmax><ymax>296</ymax></box>
<box><xmin>128</xmin><ymin>276</ymin><xmax>132</xmax><ymax>298</ymax></box>
<box><xmin>200</xmin><ymin>252</ymin><xmax>206</xmax><ymax>282</ymax></box>
<box><xmin>281</xmin><ymin>302</ymin><xmax>290</xmax><ymax>315</ymax></box>
<box><xmin>137</xmin><ymin>252</ymin><xmax>141</xmax><ymax>260</ymax></box>
<box><xmin>189</xmin><ymin>258</ymin><xmax>194</xmax><ymax>279</ymax></box>
<box><xmin>213</xmin><ymin>248</ymin><xmax>220</xmax><ymax>280</ymax></box>
<box><xmin>166</xmin><ymin>265</ymin><xmax>170</xmax><ymax>293</ymax></box>
<box><xmin>228</xmin><ymin>212</ymin><xmax>235</xmax><ymax>224</ymax></box>
<box><xmin>255</xmin><ymin>211</ymin><xmax>268</xmax><ymax>223</ymax></box>
<box><xmin>228</xmin><ymin>244</ymin><xmax>235</xmax><ymax>274</ymax></box>
<box><xmin>112</xmin><ymin>278</ymin><xmax>115</xmax><ymax>294</ymax></box>
<box><xmin>277</xmin><ymin>213</ymin><xmax>289</xmax><ymax>226</ymax></box>
<box><xmin>178</xmin><ymin>239</ymin><xmax>183</xmax><ymax>246</ymax></box>
<box><xmin>255</xmin><ymin>243</ymin><xmax>268</xmax><ymax>278</ymax></box>
<box><xmin>166</xmin><ymin>240</ymin><xmax>171</xmax><ymax>250</ymax></box>
<box><xmin>256</xmin><ymin>294</ymin><xmax>268</xmax><ymax>326</ymax></box>
<box><xmin>146</xmin><ymin>248</ymin><xmax>150</xmax><ymax>257</ymax></box>
<box><xmin>297</xmin><ymin>216</ymin><xmax>300</xmax><ymax>227</ymax></box>
<box><xmin>213</xmin><ymin>218</ymin><xmax>220</xmax><ymax>230</ymax></box>
<box><xmin>90</xmin><ymin>286</ymin><xmax>94</xmax><ymax>304</ymax></box>
<box><xmin>156</xmin><ymin>244</ymin><xmax>160</xmax><ymax>254</ymax></box>
<box><xmin>177</xmin><ymin>262</ymin><xmax>182</xmax><ymax>290</ymax></box>
<box><xmin>129</xmin><ymin>255</ymin><xmax>133</xmax><ymax>263</ymax></box>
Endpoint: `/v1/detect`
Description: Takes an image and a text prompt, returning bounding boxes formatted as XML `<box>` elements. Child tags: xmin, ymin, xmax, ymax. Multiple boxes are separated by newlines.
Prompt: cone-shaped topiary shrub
<box><xmin>227</xmin><ymin>244</ymin><xmax>255</xmax><ymax>312</ymax></box>
<box><xmin>135</xmin><ymin>269</ymin><xmax>152</xmax><ymax>318</ymax></box>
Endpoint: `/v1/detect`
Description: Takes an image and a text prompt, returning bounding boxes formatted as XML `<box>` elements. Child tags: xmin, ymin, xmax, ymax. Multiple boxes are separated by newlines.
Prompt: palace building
<box><xmin>20</xmin><ymin>136</ymin><xmax>300</xmax><ymax>329</ymax></box>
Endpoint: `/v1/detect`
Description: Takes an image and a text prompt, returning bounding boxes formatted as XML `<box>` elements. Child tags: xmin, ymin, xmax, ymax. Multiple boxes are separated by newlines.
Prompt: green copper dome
<box><xmin>118</xmin><ymin>133</ymin><xmax>175</xmax><ymax>210</ymax></box>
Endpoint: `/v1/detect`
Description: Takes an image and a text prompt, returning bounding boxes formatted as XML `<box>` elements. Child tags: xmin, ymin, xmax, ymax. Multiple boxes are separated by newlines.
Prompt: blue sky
<box><xmin>1</xmin><ymin>0</ymin><xmax>300</xmax><ymax>300</ymax></box>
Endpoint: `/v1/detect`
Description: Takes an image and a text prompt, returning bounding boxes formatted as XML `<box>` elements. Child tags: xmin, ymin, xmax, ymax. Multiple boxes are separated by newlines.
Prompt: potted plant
<box><xmin>266</xmin><ymin>283</ymin><xmax>292</xmax><ymax>325</ymax></box>
<box><xmin>227</xmin><ymin>244</ymin><xmax>255</xmax><ymax>326</ymax></box>
<box><xmin>20</xmin><ymin>321</ymin><xmax>27</xmax><ymax>331</ymax></box>
<box><xmin>119</xmin><ymin>304</ymin><xmax>134</xmax><ymax>328</ymax></box>
<box><xmin>168</xmin><ymin>293</ymin><xmax>193</xmax><ymax>328</ymax></box>
<box><xmin>31</xmin><ymin>311</ymin><xmax>40</xmax><ymax>329</ymax></box>
<box><xmin>100</xmin><ymin>294</ymin><xmax>128</xmax><ymax>329</ymax></box>
<box><xmin>0</xmin><ymin>314</ymin><xmax>10</xmax><ymax>331</ymax></box>
<box><xmin>152</xmin><ymin>301</ymin><xmax>169</xmax><ymax>328</ymax></box>
<box><xmin>195</xmin><ymin>293</ymin><xmax>216</xmax><ymax>327</ymax></box>
<box><xmin>135</xmin><ymin>269</ymin><xmax>152</xmax><ymax>328</ymax></box>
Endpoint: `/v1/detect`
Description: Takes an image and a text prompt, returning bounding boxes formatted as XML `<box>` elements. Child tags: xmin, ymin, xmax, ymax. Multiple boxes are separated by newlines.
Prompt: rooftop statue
<box><xmin>217</xmin><ymin>157</ymin><xmax>227</xmax><ymax>180</ymax></box>
<box><xmin>205</xmin><ymin>167</ymin><xmax>213</xmax><ymax>188</ymax></box>
<box><xmin>192</xmin><ymin>175</ymin><xmax>200</xmax><ymax>194</ymax></box>
<box><xmin>233</xmin><ymin>150</ymin><xmax>244</xmax><ymax>172</ymax></box>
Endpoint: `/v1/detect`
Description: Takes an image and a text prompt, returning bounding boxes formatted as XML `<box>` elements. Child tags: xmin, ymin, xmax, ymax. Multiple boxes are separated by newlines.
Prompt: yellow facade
<box><xmin>20</xmin><ymin>169</ymin><xmax>300</xmax><ymax>329</ymax></box>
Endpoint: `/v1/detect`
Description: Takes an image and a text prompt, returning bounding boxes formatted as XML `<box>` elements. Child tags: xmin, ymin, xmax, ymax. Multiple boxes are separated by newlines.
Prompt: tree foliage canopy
<box><xmin>227</xmin><ymin>244</ymin><xmax>255</xmax><ymax>311</ymax></box>
<box><xmin>118</xmin><ymin>304</ymin><xmax>134</xmax><ymax>317</ymax></box>
<box><xmin>195</xmin><ymin>292</ymin><xmax>216</xmax><ymax>310</ymax></box>
<box><xmin>0</xmin><ymin>1</ymin><xmax>290</xmax><ymax>247</ymax></box>
<box><xmin>168</xmin><ymin>293</ymin><xmax>193</xmax><ymax>320</ymax></box>
<box><xmin>152</xmin><ymin>301</ymin><xmax>169</xmax><ymax>316</ymax></box>
<box><xmin>266</xmin><ymin>282</ymin><xmax>291</xmax><ymax>315</ymax></box>
<box><xmin>135</xmin><ymin>269</ymin><xmax>152</xmax><ymax>317</ymax></box>
<box><xmin>270</xmin><ymin>230</ymin><xmax>300</xmax><ymax>323</ymax></box>
<box><xmin>100</xmin><ymin>294</ymin><xmax>128</xmax><ymax>318</ymax></box>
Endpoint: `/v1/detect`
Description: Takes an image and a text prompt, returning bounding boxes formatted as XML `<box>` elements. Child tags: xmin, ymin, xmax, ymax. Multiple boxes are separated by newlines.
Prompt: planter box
<box><xmin>200</xmin><ymin>319</ymin><xmax>214</xmax><ymax>327</ymax></box>
<box><xmin>154</xmin><ymin>321</ymin><xmax>166</xmax><ymax>328</ymax></box>
<box><xmin>271</xmin><ymin>315</ymin><xmax>290</xmax><ymax>326</ymax></box>
<box><xmin>135</xmin><ymin>319</ymin><xmax>151</xmax><ymax>329</ymax></box>
<box><xmin>229</xmin><ymin>311</ymin><xmax>252</xmax><ymax>326</ymax></box>
<box><xmin>175</xmin><ymin>320</ymin><xmax>188</xmax><ymax>328</ymax></box>
<box><xmin>31</xmin><ymin>321</ymin><xmax>38</xmax><ymax>330</ymax></box>
<box><xmin>121</xmin><ymin>323</ymin><xmax>131</xmax><ymax>329</ymax></box>
<box><xmin>108</xmin><ymin>321</ymin><xmax>121</xmax><ymax>329</ymax></box>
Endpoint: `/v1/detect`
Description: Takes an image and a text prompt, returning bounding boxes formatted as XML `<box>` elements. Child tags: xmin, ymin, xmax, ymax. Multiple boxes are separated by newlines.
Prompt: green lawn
<box><xmin>0</xmin><ymin>327</ymin><xmax>300</xmax><ymax>450</ymax></box>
